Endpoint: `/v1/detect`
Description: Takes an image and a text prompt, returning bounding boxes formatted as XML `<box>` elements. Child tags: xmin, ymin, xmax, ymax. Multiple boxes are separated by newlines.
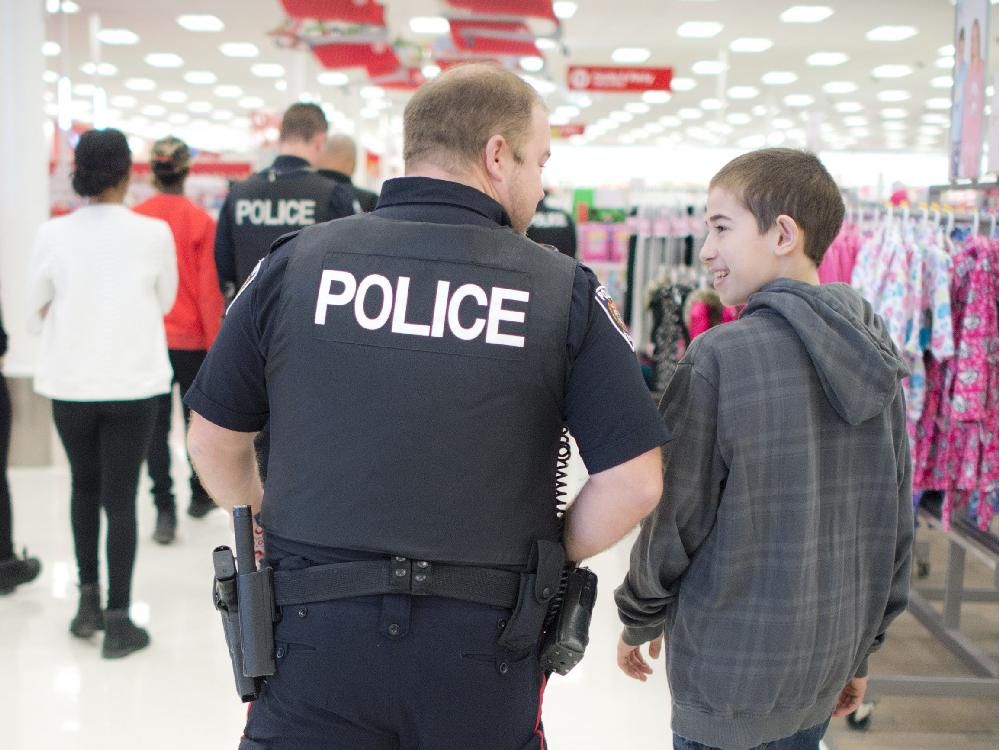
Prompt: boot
<box><xmin>0</xmin><ymin>549</ymin><xmax>41</xmax><ymax>594</ymax></box>
<box><xmin>102</xmin><ymin>609</ymin><xmax>150</xmax><ymax>659</ymax></box>
<box><xmin>69</xmin><ymin>583</ymin><xmax>104</xmax><ymax>638</ymax></box>
<box><xmin>187</xmin><ymin>493</ymin><xmax>217</xmax><ymax>519</ymax></box>
<box><xmin>153</xmin><ymin>508</ymin><xmax>177</xmax><ymax>544</ymax></box>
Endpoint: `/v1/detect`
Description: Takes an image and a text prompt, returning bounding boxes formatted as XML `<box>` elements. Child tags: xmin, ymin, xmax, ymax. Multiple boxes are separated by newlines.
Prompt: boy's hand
<box><xmin>831</xmin><ymin>676</ymin><xmax>868</xmax><ymax>717</ymax></box>
<box><xmin>617</xmin><ymin>634</ymin><xmax>662</xmax><ymax>681</ymax></box>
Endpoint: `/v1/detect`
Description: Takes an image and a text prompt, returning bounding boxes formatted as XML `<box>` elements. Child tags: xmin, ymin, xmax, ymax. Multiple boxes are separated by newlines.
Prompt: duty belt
<box><xmin>272</xmin><ymin>556</ymin><xmax>521</xmax><ymax>609</ymax></box>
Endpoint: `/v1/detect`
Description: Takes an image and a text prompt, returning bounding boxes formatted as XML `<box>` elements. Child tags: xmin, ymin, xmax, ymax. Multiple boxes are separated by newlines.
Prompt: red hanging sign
<box><xmin>566</xmin><ymin>65</ymin><xmax>673</xmax><ymax>92</ymax></box>
<box><xmin>312</xmin><ymin>42</ymin><xmax>400</xmax><ymax>77</ymax></box>
<box><xmin>444</xmin><ymin>0</ymin><xmax>556</xmax><ymax>21</ymax></box>
<box><xmin>450</xmin><ymin>19</ymin><xmax>539</xmax><ymax>56</ymax></box>
<box><xmin>279</xmin><ymin>0</ymin><xmax>386</xmax><ymax>25</ymax></box>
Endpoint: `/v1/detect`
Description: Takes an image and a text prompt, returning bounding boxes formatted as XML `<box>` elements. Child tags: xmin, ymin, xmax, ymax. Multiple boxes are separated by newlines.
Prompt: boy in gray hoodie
<box><xmin>615</xmin><ymin>149</ymin><xmax>913</xmax><ymax>750</ymax></box>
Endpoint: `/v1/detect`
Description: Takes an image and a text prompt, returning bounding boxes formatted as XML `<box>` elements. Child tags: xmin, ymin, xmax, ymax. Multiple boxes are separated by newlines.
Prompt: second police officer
<box><xmin>186</xmin><ymin>64</ymin><xmax>668</xmax><ymax>749</ymax></box>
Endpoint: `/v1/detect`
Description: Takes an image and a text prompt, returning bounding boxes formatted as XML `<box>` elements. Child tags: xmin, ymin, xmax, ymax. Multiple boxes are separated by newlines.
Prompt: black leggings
<box><xmin>0</xmin><ymin>376</ymin><xmax>12</xmax><ymax>561</ymax></box>
<box><xmin>52</xmin><ymin>398</ymin><xmax>158</xmax><ymax>610</ymax></box>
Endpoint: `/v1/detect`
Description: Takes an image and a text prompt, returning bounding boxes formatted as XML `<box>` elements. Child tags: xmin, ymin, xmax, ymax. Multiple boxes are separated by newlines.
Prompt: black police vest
<box><xmin>260</xmin><ymin>214</ymin><xmax>577</xmax><ymax>568</ymax></box>
<box><xmin>227</xmin><ymin>168</ymin><xmax>345</xmax><ymax>286</ymax></box>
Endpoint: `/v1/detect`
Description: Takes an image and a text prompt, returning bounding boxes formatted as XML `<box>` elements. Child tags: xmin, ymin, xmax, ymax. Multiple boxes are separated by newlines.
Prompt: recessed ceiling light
<box><xmin>145</xmin><ymin>53</ymin><xmax>183</xmax><ymax>68</ymax></box>
<box><xmin>751</xmin><ymin>104</ymin><xmax>768</xmax><ymax>116</ymax></box>
<box><xmin>184</xmin><ymin>71</ymin><xmax>217</xmax><ymax>85</ymax></box>
<box><xmin>843</xmin><ymin>115</ymin><xmax>868</xmax><ymax>126</ymax></box>
<box><xmin>692</xmin><ymin>60</ymin><xmax>727</xmax><ymax>75</ymax></box>
<box><xmin>124</xmin><ymin>78</ymin><xmax>156</xmax><ymax>91</ymax></box>
<box><xmin>610</xmin><ymin>111</ymin><xmax>634</xmax><ymax>123</ymax></box>
<box><xmin>43</xmin><ymin>70</ymin><xmax>59</xmax><ymax>83</ymax></box>
<box><xmin>642</xmin><ymin>91</ymin><xmax>671</xmax><ymax>104</ymax></box>
<box><xmin>726</xmin><ymin>112</ymin><xmax>752</xmax><ymax>125</ymax></box>
<box><xmin>167</xmin><ymin>112</ymin><xmax>191</xmax><ymax>125</ymax></box>
<box><xmin>549</xmin><ymin>113</ymin><xmax>570</xmax><ymax>126</ymax></box>
<box><xmin>728</xmin><ymin>86</ymin><xmax>760</xmax><ymax>99</ymax></box>
<box><xmin>921</xmin><ymin>113</ymin><xmax>949</xmax><ymax>124</ymax></box>
<box><xmin>784</xmin><ymin>94</ymin><xmax>815</xmax><ymax>107</ymax></box>
<box><xmin>251</xmin><ymin>64</ymin><xmax>285</xmax><ymax>78</ymax></box>
<box><xmin>762</xmin><ymin>71</ymin><xmax>798</xmax><ymax>85</ymax></box>
<box><xmin>317</xmin><ymin>71</ymin><xmax>349</xmax><ymax>86</ymax></box>
<box><xmin>872</xmin><ymin>64</ymin><xmax>913</xmax><ymax>79</ymax></box>
<box><xmin>42</xmin><ymin>41</ymin><xmax>61</xmax><ymax>56</ymax></box>
<box><xmin>80</xmin><ymin>62</ymin><xmax>117</xmax><ymax>76</ymax></box>
<box><xmin>877</xmin><ymin>90</ymin><xmax>911</xmax><ymax>102</ymax></box>
<box><xmin>59</xmin><ymin>1</ymin><xmax>79</xmax><ymax>12</ymax></box>
<box><xmin>930</xmin><ymin>76</ymin><xmax>953</xmax><ymax>89</ymax></box>
<box><xmin>239</xmin><ymin>96</ymin><xmax>265</xmax><ymax>109</ymax></box>
<box><xmin>520</xmin><ymin>56</ymin><xmax>544</xmax><ymax>72</ymax></box>
<box><xmin>806</xmin><ymin>51</ymin><xmax>848</xmax><ymax>66</ymax></box>
<box><xmin>773</xmin><ymin>117</ymin><xmax>795</xmax><ymax>129</ymax></box>
<box><xmin>936</xmin><ymin>56</ymin><xmax>955</xmax><ymax>69</ymax></box>
<box><xmin>729</xmin><ymin>37</ymin><xmax>773</xmax><ymax>53</ymax></box>
<box><xmin>700</xmin><ymin>98</ymin><xmax>723</xmax><ymax>110</ymax></box>
<box><xmin>188</xmin><ymin>101</ymin><xmax>213</xmax><ymax>113</ymax></box>
<box><xmin>160</xmin><ymin>90</ymin><xmax>187</xmax><ymax>103</ymax></box>
<box><xmin>822</xmin><ymin>81</ymin><xmax>857</xmax><ymax>94</ymax></box>
<box><xmin>925</xmin><ymin>98</ymin><xmax>952</xmax><ymax>110</ymax></box>
<box><xmin>410</xmin><ymin>17</ymin><xmax>449</xmax><ymax>34</ymax></box>
<box><xmin>625</xmin><ymin>102</ymin><xmax>651</xmax><ymax>114</ymax></box>
<box><xmin>535</xmin><ymin>38</ymin><xmax>558</xmax><ymax>51</ymax></box>
<box><xmin>219</xmin><ymin>43</ymin><xmax>259</xmax><ymax>58</ymax></box>
<box><xmin>421</xmin><ymin>64</ymin><xmax>441</xmax><ymax>79</ymax></box>
<box><xmin>659</xmin><ymin>115</ymin><xmax>682</xmax><ymax>127</ymax></box>
<box><xmin>848</xmin><ymin>127</ymin><xmax>870</xmax><ymax>136</ymax></box>
<box><xmin>779</xmin><ymin>6</ymin><xmax>834</xmax><ymax>23</ymax></box>
<box><xmin>919</xmin><ymin>124</ymin><xmax>942</xmax><ymax>134</ymax></box>
<box><xmin>677</xmin><ymin>21</ymin><xmax>723</xmax><ymax>38</ymax></box>
<box><xmin>553</xmin><ymin>1</ymin><xmax>577</xmax><ymax>19</ymax></box>
<box><xmin>866</xmin><ymin>26</ymin><xmax>918</xmax><ymax>42</ymax></box>
<box><xmin>98</xmin><ymin>28</ymin><xmax>139</xmax><ymax>45</ymax></box>
<box><xmin>555</xmin><ymin>105</ymin><xmax>581</xmax><ymax>117</ymax></box>
<box><xmin>740</xmin><ymin>134</ymin><xmax>767</xmax><ymax>149</ymax></box>
<box><xmin>141</xmin><ymin>104</ymin><xmax>166</xmax><ymax>117</ymax></box>
<box><xmin>882</xmin><ymin>121</ymin><xmax>907</xmax><ymax>131</ymax></box>
<box><xmin>110</xmin><ymin>95</ymin><xmax>136</xmax><ymax>108</ymax></box>
<box><xmin>678</xmin><ymin>108</ymin><xmax>702</xmax><ymax>120</ymax></box>
<box><xmin>881</xmin><ymin>108</ymin><xmax>908</xmax><ymax>119</ymax></box>
<box><xmin>361</xmin><ymin>86</ymin><xmax>385</xmax><ymax>99</ymax></box>
<box><xmin>522</xmin><ymin>75</ymin><xmax>556</xmax><ymax>95</ymax></box>
<box><xmin>177</xmin><ymin>14</ymin><xmax>225</xmax><ymax>32</ymax></box>
<box><xmin>214</xmin><ymin>85</ymin><xmax>243</xmax><ymax>98</ymax></box>
<box><xmin>671</xmin><ymin>77</ymin><xmax>697</xmax><ymax>91</ymax></box>
<box><xmin>211</xmin><ymin>110</ymin><xmax>233</xmax><ymax>122</ymax></box>
<box><xmin>937</xmin><ymin>44</ymin><xmax>954</xmax><ymax>56</ymax></box>
<box><xmin>613</xmin><ymin>47</ymin><xmax>651</xmax><ymax>63</ymax></box>
<box><xmin>834</xmin><ymin>101</ymin><xmax>863</xmax><ymax>113</ymax></box>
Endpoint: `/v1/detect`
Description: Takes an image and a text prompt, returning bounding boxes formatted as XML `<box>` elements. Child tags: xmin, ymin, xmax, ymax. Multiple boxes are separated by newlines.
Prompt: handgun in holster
<box><xmin>211</xmin><ymin>505</ymin><xmax>280</xmax><ymax>702</ymax></box>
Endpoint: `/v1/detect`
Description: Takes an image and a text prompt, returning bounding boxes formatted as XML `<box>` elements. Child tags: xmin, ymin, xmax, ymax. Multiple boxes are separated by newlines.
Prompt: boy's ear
<box><xmin>773</xmin><ymin>214</ymin><xmax>801</xmax><ymax>258</ymax></box>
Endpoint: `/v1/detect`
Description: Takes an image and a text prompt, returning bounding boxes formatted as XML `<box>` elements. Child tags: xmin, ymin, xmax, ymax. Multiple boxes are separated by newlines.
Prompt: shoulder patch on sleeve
<box><xmin>595</xmin><ymin>285</ymin><xmax>634</xmax><ymax>351</ymax></box>
<box><xmin>228</xmin><ymin>258</ymin><xmax>263</xmax><ymax>311</ymax></box>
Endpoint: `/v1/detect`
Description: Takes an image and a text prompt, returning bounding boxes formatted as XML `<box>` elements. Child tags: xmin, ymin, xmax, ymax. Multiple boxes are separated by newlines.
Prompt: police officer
<box><xmin>317</xmin><ymin>133</ymin><xmax>379</xmax><ymax>213</ymax></box>
<box><xmin>527</xmin><ymin>188</ymin><xmax>577</xmax><ymax>258</ymax></box>
<box><xmin>214</xmin><ymin>102</ymin><xmax>354</xmax><ymax>300</ymax></box>
<box><xmin>186</xmin><ymin>64</ymin><xmax>667</xmax><ymax>749</ymax></box>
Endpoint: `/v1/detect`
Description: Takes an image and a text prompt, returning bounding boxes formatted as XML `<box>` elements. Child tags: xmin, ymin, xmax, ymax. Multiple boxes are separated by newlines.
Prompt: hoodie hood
<box><xmin>743</xmin><ymin>279</ymin><xmax>909</xmax><ymax>426</ymax></box>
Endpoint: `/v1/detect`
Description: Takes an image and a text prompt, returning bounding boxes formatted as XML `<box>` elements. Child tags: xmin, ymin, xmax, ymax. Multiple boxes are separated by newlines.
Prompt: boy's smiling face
<box><xmin>700</xmin><ymin>187</ymin><xmax>782</xmax><ymax>306</ymax></box>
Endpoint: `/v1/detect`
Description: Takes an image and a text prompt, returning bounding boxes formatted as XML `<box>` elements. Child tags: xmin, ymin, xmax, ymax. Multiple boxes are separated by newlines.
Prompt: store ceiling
<box><xmin>41</xmin><ymin>0</ymin><xmax>998</xmax><ymax>157</ymax></box>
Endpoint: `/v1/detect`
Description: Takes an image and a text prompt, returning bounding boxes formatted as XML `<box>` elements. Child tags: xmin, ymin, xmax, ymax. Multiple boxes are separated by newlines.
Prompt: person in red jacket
<box><xmin>134</xmin><ymin>136</ymin><xmax>224</xmax><ymax>543</ymax></box>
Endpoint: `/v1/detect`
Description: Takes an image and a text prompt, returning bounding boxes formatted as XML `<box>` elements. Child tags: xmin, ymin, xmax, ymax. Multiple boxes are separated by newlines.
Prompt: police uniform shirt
<box><xmin>214</xmin><ymin>155</ymin><xmax>355</xmax><ymax>291</ymax></box>
<box><xmin>317</xmin><ymin>168</ymin><xmax>379</xmax><ymax>213</ymax></box>
<box><xmin>526</xmin><ymin>199</ymin><xmax>577</xmax><ymax>259</ymax></box>
<box><xmin>186</xmin><ymin>177</ymin><xmax>668</xmax><ymax>564</ymax></box>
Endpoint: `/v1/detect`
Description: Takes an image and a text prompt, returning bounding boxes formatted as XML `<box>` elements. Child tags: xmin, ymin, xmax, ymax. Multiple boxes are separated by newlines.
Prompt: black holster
<box><xmin>212</xmin><ymin>546</ymin><xmax>259</xmax><ymax>702</ymax></box>
<box><xmin>539</xmin><ymin>566</ymin><xmax>598</xmax><ymax>675</ymax></box>
<box><xmin>496</xmin><ymin>540</ymin><xmax>565</xmax><ymax>658</ymax></box>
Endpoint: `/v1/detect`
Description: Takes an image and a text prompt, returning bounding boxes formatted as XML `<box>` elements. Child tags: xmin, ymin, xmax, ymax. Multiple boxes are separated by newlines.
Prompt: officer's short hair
<box><xmin>280</xmin><ymin>103</ymin><xmax>328</xmax><ymax>144</ymax></box>
<box><xmin>404</xmin><ymin>63</ymin><xmax>543</xmax><ymax>172</ymax></box>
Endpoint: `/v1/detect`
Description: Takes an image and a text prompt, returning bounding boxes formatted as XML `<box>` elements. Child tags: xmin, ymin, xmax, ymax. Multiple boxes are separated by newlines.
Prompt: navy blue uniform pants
<box><xmin>240</xmin><ymin>595</ymin><xmax>547</xmax><ymax>749</ymax></box>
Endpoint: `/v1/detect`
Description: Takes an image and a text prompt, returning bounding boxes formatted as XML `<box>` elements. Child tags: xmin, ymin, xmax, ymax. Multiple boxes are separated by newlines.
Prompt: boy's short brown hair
<box><xmin>404</xmin><ymin>63</ymin><xmax>543</xmax><ymax>173</ymax></box>
<box><xmin>710</xmin><ymin>148</ymin><xmax>845</xmax><ymax>266</ymax></box>
<box><xmin>280</xmin><ymin>102</ymin><xmax>328</xmax><ymax>144</ymax></box>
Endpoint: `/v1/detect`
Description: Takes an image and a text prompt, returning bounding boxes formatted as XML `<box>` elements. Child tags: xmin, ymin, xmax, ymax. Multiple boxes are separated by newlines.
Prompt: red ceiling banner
<box><xmin>312</xmin><ymin>42</ymin><xmax>400</xmax><ymax>76</ymax></box>
<box><xmin>279</xmin><ymin>0</ymin><xmax>386</xmax><ymax>25</ymax></box>
<box><xmin>444</xmin><ymin>0</ymin><xmax>557</xmax><ymax>21</ymax></box>
<box><xmin>566</xmin><ymin>65</ymin><xmax>673</xmax><ymax>92</ymax></box>
<box><xmin>450</xmin><ymin>19</ymin><xmax>539</xmax><ymax>56</ymax></box>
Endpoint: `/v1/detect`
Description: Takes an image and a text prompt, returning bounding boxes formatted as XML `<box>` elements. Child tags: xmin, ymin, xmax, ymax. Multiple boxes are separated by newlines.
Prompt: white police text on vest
<box><xmin>235</xmin><ymin>199</ymin><xmax>316</xmax><ymax>226</ymax></box>
<box><xmin>530</xmin><ymin>211</ymin><xmax>569</xmax><ymax>229</ymax></box>
<box><xmin>314</xmin><ymin>270</ymin><xmax>530</xmax><ymax>348</ymax></box>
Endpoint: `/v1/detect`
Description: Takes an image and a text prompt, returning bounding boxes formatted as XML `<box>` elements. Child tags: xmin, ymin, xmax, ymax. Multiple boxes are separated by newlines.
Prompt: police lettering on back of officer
<box><xmin>234</xmin><ymin>198</ymin><xmax>316</xmax><ymax>227</ymax></box>
<box><xmin>314</xmin><ymin>269</ymin><xmax>529</xmax><ymax>348</ymax></box>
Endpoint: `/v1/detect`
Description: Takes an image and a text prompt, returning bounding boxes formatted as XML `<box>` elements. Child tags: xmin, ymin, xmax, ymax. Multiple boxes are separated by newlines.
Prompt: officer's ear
<box><xmin>483</xmin><ymin>133</ymin><xmax>508</xmax><ymax>183</ymax></box>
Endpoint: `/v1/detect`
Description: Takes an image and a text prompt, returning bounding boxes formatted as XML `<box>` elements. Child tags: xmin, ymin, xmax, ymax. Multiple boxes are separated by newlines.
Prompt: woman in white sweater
<box><xmin>28</xmin><ymin>128</ymin><xmax>177</xmax><ymax>659</ymax></box>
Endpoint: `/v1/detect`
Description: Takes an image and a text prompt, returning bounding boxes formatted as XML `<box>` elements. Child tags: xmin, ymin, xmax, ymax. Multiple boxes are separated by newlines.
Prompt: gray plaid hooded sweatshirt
<box><xmin>615</xmin><ymin>279</ymin><xmax>913</xmax><ymax>750</ymax></box>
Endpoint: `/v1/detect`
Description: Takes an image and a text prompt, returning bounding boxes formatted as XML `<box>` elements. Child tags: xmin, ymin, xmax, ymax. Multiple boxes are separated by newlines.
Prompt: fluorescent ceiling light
<box><xmin>219</xmin><ymin>43</ymin><xmax>259</xmax><ymax>58</ymax></box>
<box><xmin>843</xmin><ymin>115</ymin><xmax>868</xmax><ymax>126</ymax></box>
<box><xmin>677</xmin><ymin>21</ymin><xmax>723</xmax><ymax>38</ymax></box>
<box><xmin>410</xmin><ymin>17</ymin><xmax>449</xmax><ymax>34</ymax></box>
<box><xmin>110</xmin><ymin>95</ymin><xmax>136</xmax><ymax>108</ymax></box>
<box><xmin>160</xmin><ymin>90</ymin><xmax>187</xmax><ymax>103</ymax></box>
<box><xmin>188</xmin><ymin>101</ymin><xmax>213</xmax><ymax>113</ymax></box>
<box><xmin>42</xmin><ymin>41</ymin><xmax>61</xmax><ymax>56</ymax></box>
<box><xmin>936</xmin><ymin>56</ymin><xmax>955</xmax><ymax>69</ymax></box>
<box><xmin>535</xmin><ymin>38</ymin><xmax>558</xmax><ymax>51</ymax></box>
<box><xmin>678</xmin><ymin>108</ymin><xmax>702</xmax><ymax>120</ymax></box>
<box><xmin>918</xmin><ymin>125</ymin><xmax>942</xmax><ymax>134</ymax></box>
<box><xmin>822</xmin><ymin>81</ymin><xmax>857</xmax><ymax>94</ymax></box>
<box><xmin>752</xmin><ymin>104</ymin><xmax>768</xmax><ymax>116</ymax></box>
<box><xmin>211</xmin><ymin>110</ymin><xmax>233</xmax><ymax>122</ymax></box>
<box><xmin>146</xmin><ymin>53</ymin><xmax>183</xmax><ymax>68</ymax></box>
<box><xmin>612</xmin><ymin>47</ymin><xmax>651</xmax><ymax>63</ymax></box>
<box><xmin>555</xmin><ymin>105</ymin><xmax>580</xmax><ymax>117</ymax></box>
<box><xmin>726</xmin><ymin>112</ymin><xmax>752</xmax><ymax>125</ymax></box>
<box><xmin>740</xmin><ymin>134</ymin><xmax>767</xmax><ymax>149</ymax></box>
<box><xmin>848</xmin><ymin>127</ymin><xmax>870</xmax><ymax>136</ymax></box>
<box><xmin>937</xmin><ymin>45</ymin><xmax>954</xmax><ymax>56</ymax></box>
<box><xmin>251</xmin><ymin>64</ymin><xmax>285</xmax><ymax>78</ymax></box>
<box><xmin>185</xmin><ymin>71</ymin><xmax>217</xmax><ymax>85</ymax></box>
<box><xmin>318</xmin><ymin>71</ymin><xmax>349</xmax><ymax>86</ymax></box>
<box><xmin>925</xmin><ymin>98</ymin><xmax>951</xmax><ymax>110</ymax></box>
<box><xmin>43</xmin><ymin>70</ymin><xmax>59</xmax><ymax>83</ymax></box>
<box><xmin>692</xmin><ymin>60</ymin><xmax>726</xmax><ymax>75</ymax></box>
<box><xmin>81</xmin><ymin>62</ymin><xmax>117</xmax><ymax>76</ymax></box>
<box><xmin>806</xmin><ymin>51</ymin><xmax>848</xmax><ymax>66</ymax></box>
<box><xmin>700</xmin><ymin>98</ymin><xmax>723</xmax><ymax>110</ymax></box>
<box><xmin>521</xmin><ymin>75</ymin><xmax>556</xmax><ymax>95</ymax></box>
<box><xmin>772</xmin><ymin>117</ymin><xmax>795</xmax><ymax>129</ymax></box>
<box><xmin>659</xmin><ymin>115</ymin><xmax>682</xmax><ymax>127</ymax></box>
<box><xmin>549</xmin><ymin>114</ymin><xmax>570</xmax><ymax>126</ymax></box>
<box><xmin>361</xmin><ymin>86</ymin><xmax>385</xmax><ymax>99</ymax></box>
<box><xmin>520</xmin><ymin>56</ymin><xmax>544</xmax><ymax>72</ymax></box>
<box><xmin>834</xmin><ymin>101</ymin><xmax>863</xmax><ymax>113</ymax></box>
<box><xmin>610</xmin><ymin>111</ymin><xmax>634</xmax><ymax>123</ymax></box>
<box><xmin>921</xmin><ymin>113</ymin><xmax>948</xmax><ymax>124</ymax></box>
<box><xmin>729</xmin><ymin>37</ymin><xmax>772</xmax><ymax>52</ymax></box>
<box><xmin>177</xmin><ymin>14</ymin><xmax>224</xmax><ymax>32</ymax></box>
<box><xmin>98</xmin><ymin>28</ymin><xmax>139</xmax><ymax>45</ymax></box>
<box><xmin>784</xmin><ymin>94</ymin><xmax>814</xmax><ymax>107</ymax></box>
<box><xmin>872</xmin><ymin>65</ymin><xmax>913</xmax><ymax>79</ymax></box>
<box><xmin>167</xmin><ymin>113</ymin><xmax>191</xmax><ymax>125</ymax></box>
<box><xmin>141</xmin><ymin>104</ymin><xmax>166</xmax><ymax>117</ymax></box>
<box><xmin>762</xmin><ymin>71</ymin><xmax>797</xmax><ymax>85</ymax></box>
<box><xmin>214</xmin><ymin>85</ymin><xmax>243</xmax><ymax>98</ymax></box>
<box><xmin>625</xmin><ymin>102</ymin><xmax>651</xmax><ymax>114</ymax></box>
<box><xmin>421</xmin><ymin>64</ymin><xmax>441</xmax><ymax>79</ymax></box>
<box><xmin>930</xmin><ymin>76</ymin><xmax>952</xmax><ymax>89</ymax></box>
<box><xmin>877</xmin><ymin>90</ymin><xmax>911</xmax><ymax>102</ymax></box>
<box><xmin>881</xmin><ymin>108</ymin><xmax>908</xmax><ymax>119</ymax></box>
<box><xmin>866</xmin><ymin>25</ymin><xmax>918</xmax><ymax>42</ymax></box>
<box><xmin>124</xmin><ymin>78</ymin><xmax>156</xmax><ymax>91</ymax></box>
<box><xmin>60</xmin><ymin>1</ymin><xmax>79</xmax><ymax>12</ymax></box>
<box><xmin>779</xmin><ymin>6</ymin><xmax>833</xmax><ymax>23</ymax></box>
<box><xmin>882</xmin><ymin>122</ymin><xmax>907</xmax><ymax>131</ymax></box>
<box><xmin>239</xmin><ymin>96</ymin><xmax>265</xmax><ymax>109</ymax></box>
<box><xmin>553</xmin><ymin>1</ymin><xmax>578</xmax><ymax>19</ymax></box>
<box><xmin>642</xmin><ymin>91</ymin><xmax>671</xmax><ymax>104</ymax></box>
<box><xmin>727</xmin><ymin>86</ymin><xmax>759</xmax><ymax>99</ymax></box>
<box><xmin>670</xmin><ymin>77</ymin><xmax>697</xmax><ymax>91</ymax></box>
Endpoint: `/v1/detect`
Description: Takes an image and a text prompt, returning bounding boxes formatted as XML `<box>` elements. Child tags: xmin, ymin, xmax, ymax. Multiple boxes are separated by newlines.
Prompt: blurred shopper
<box><xmin>214</xmin><ymin>103</ymin><xmax>355</xmax><ymax>301</ymax></box>
<box><xmin>317</xmin><ymin>133</ymin><xmax>379</xmax><ymax>213</ymax></box>
<box><xmin>0</xmin><ymin>305</ymin><xmax>41</xmax><ymax>594</ymax></box>
<box><xmin>134</xmin><ymin>136</ymin><xmax>224</xmax><ymax>541</ymax></box>
<box><xmin>28</xmin><ymin>128</ymin><xmax>177</xmax><ymax>659</ymax></box>
<box><xmin>527</xmin><ymin>188</ymin><xmax>577</xmax><ymax>258</ymax></box>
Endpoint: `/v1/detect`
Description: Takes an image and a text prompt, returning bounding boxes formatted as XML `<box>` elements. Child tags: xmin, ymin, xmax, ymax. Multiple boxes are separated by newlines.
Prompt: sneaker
<box><xmin>187</xmin><ymin>495</ymin><xmax>217</xmax><ymax>519</ymax></box>
<box><xmin>153</xmin><ymin>509</ymin><xmax>177</xmax><ymax>544</ymax></box>
<box><xmin>0</xmin><ymin>550</ymin><xmax>41</xmax><ymax>594</ymax></box>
